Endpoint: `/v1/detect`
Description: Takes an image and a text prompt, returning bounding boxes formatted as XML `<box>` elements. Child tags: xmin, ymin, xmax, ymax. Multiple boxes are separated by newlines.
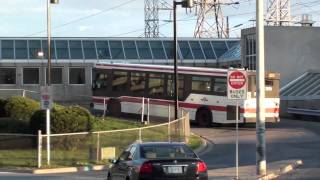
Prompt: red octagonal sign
<box><xmin>228</xmin><ymin>71</ymin><xmax>246</xmax><ymax>89</ymax></box>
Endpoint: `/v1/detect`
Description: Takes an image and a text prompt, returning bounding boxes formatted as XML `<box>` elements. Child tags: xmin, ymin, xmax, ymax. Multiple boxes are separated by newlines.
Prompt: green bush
<box><xmin>0</xmin><ymin>98</ymin><xmax>8</xmax><ymax>117</ymax></box>
<box><xmin>30</xmin><ymin>105</ymin><xmax>93</xmax><ymax>134</ymax></box>
<box><xmin>5</xmin><ymin>96</ymin><xmax>40</xmax><ymax>122</ymax></box>
<box><xmin>51</xmin><ymin>105</ymin><xmax>92</xmax><ymax>133</ymax></box>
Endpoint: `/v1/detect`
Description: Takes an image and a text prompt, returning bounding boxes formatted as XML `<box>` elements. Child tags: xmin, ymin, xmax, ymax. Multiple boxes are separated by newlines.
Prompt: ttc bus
<box><xmin>91</xmin><ymin>63</ymin><xmax>280</xmax><ymax>126</ymax></box>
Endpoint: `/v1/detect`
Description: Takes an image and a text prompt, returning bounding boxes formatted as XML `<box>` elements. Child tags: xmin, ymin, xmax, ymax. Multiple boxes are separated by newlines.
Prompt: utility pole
<box><xmin>256</xmin><ymin>0</ymin><xmax>266</xmax><ymax>176</ymax></box>
<box><xmin>173</xmin><ymin>0</ymin><xmax>194</xmax><ymax>120</ymax></box>
<box><xmin>46</xmin><ymin>0</ymin><xmax>59</xmax><ymax>166</ymax></box>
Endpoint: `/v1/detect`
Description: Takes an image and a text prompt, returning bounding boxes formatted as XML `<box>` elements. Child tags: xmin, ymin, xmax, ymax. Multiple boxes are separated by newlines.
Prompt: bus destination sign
<box><xmin>227</xmin><ymin>70</ymin><xmax>247</xmax><ymax>100</ymax></box>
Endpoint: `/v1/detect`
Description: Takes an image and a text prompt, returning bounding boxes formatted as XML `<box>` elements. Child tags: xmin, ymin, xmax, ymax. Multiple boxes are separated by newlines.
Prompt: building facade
<box><xmin>0</xmin><ymin>37</ymin><xmax>239</xmax><ymax>105</ymax></box>
<box><xmin>241</xmin><ymin>26</ymin><xmax>320</xmax><ymax>87</ymax></box>
<box><xmin>241</xmin><ymin>26</ymin><xmax>320</xmax><ymax>117</ymax></box>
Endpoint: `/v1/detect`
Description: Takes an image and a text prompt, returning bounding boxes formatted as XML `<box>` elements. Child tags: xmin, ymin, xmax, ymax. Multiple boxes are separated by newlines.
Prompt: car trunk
<box><xmin>139</xmin><ymin>158</ymin><xmax>202</xmax><ymax>179</ymax></box>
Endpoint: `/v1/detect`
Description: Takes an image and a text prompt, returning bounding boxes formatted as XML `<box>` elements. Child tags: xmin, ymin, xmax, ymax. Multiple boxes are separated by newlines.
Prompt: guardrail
<box><xmin>287</xmin><ymin>107</ymin><xmax>320</xmax><ymax>117</ymax></box>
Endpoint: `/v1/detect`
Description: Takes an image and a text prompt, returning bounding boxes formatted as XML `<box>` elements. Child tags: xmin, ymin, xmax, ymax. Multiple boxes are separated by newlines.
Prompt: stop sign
<box><xmin>227</xmin><ymin>70</ymin><xmax>247</xmax><ymax>100</ymax></box>
<box><xmin>228</xmin><ymin>71</ymin><xmax>246</xmax><ymax>89</ymax></box>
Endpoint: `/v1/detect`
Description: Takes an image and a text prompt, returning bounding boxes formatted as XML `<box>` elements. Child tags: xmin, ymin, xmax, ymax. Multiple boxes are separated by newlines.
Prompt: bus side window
<box><xmin>167</xmin><ymin>75</ymin><xmax>185</xmax><ymax>99</ymax></box>
<box><xmin>191</xmin><ymin>76</ymin><xmax>211</xmax><ymax>93</ymax></box>
<box><xmin>130</xmin><ymin>72</ymin><xmax>146</xmax><ymax>95</ymax></box>
<box><xmin>213</xmin><ymin>77</ymin><xmax>227</xmax><ymax>96</ymax></box>
<box><xmin>148</xmin><ymin>73</ymin><xmax>165</xmax><ymax>97</ymax></box>
<box><xmin>93</xmin><ymin>71</ymin><xmax>108</xmax><ymax>90</ymax></box>
<box><xmin>112</xmin><ymin>71</ymin><xmax>128</xmax><ymax>92</ymax></box>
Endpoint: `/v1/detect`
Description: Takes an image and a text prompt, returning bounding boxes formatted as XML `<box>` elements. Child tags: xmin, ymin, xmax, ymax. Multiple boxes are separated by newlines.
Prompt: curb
<box><xmin>32</xmin><ymin>165</ymin><xmax>108</xmax><ymax>174</ymax></box>
<box><xmin>0</xmin><ymin>168</ymin><xmax>34</xmax><ymax>174</ymax></box>
<box><xmin>258</xmin><ymin>160</ymin><xmax>303</xmax><ymax>180</ymax></box>
<box><xmin>192</xmin><ymin>132</ymin><xmax>208</xmax><ymax>155</ymax></box>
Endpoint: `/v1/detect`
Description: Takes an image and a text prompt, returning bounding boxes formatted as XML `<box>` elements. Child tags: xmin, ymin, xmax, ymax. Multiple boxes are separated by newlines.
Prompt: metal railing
<box><xmin>0</xmin><ymin>89</ymin><xmax>39</xmax><ymax>98</ymax></box>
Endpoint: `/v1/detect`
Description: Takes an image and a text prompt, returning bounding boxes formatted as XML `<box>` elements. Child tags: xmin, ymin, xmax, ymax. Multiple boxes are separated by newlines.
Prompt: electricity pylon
<box><xmin>266</xmin><ymin>0</ymin><xmax>292</xmax><ymax>26</ymax></box>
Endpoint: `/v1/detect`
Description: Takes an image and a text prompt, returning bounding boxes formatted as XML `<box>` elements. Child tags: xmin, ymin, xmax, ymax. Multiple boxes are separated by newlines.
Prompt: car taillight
<box><xmin>140</xmin><ymin>162</ymin><xmax>153</xmax><ymax>174</ymax></box>
<box><xmin>197</xmin><ymin>161</ymin><xmax>207</xmax><ymax>173</ymax></box>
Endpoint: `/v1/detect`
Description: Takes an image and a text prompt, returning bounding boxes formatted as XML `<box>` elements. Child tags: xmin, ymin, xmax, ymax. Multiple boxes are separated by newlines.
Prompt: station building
<box><xmin>0</xmin><ymin>37</ymin><xmax>240</xmax><ymax>105</ymax></box>
<box><xmin>241</xmin><ymin>26</ymin><xmax>320</xmax><ymax>117</ymax></box>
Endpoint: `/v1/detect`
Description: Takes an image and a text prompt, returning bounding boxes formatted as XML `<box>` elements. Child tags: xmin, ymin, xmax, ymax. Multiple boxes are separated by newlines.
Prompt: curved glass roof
<box><xmin>0</xmin><ymin>38</ymin><xmax>240</xmax><ymax>61</ymax></box>
<box><xmin>219</xmin><ymin>42</ymin><xmax>241</xmax><ymax>62</ymax></box>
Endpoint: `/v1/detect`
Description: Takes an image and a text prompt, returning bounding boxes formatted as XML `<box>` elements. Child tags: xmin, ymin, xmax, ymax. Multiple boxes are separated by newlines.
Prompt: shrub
<box><xmin>5</xmin><ymin>96</ymin><xmax>40</xmax><ymax>122</ymax></box>
<box><xmin>0</xmin><ymin>98</ymin><xmax>8</xmax><ymax>117</ymax></box>
<box><xmin>30</xmin><ymin>105</ymin><xmax>93</xmax><ymax>134</ymax></box>
<box><xmin>51</xmin><ymin>105</ymin><xmax>92</xmax><ymax>133</ymax></box>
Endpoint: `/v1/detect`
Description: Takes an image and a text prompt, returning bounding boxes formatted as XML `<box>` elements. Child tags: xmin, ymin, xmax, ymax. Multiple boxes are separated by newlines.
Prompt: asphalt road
<box><xmin>0</xmin><ymin>118</ymin><xmax>319</xmax><ymax>179</ymax></box>
<box><xmin>193</xmin><ymin>118</ymin><xmax>320</xmax><ymax>179</ymax></box>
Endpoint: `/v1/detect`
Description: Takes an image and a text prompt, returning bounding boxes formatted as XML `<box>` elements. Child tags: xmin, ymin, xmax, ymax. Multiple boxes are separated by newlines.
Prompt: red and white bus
<box><xmin>91</xmin><ymin>63</ymin><xmax>280</xmax><ymax>126</ymax></box>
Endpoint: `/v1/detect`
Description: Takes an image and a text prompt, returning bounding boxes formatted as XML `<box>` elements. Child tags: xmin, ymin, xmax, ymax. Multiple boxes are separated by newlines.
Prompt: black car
<box><xmin>107</xmin><ymin>142</ymin><xmax>208</xmax><ymax>180</ymax></box>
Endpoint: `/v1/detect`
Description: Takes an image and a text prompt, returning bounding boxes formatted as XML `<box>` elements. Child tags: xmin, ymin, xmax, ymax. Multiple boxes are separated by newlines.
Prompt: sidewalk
<box><xmin>207</xmin><ymin>159</ymin><xmax>303</xmax><ymax>180</ymax></box>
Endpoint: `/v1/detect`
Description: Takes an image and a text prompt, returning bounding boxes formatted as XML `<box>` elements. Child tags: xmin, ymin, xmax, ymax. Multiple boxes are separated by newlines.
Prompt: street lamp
<box><xmin>46</xmin><ymin>0</ymin><xmax>59</xmax><ymax>166</ymax></box>
<box><xmin>173</xmin><ymin>0</ymin><xmax>194</xmax><ymax>120</ymax></box>
<box><xmin>48</xmin><ymin>0</ymin><xmax>59</xmax><ymax>87</ymax></box>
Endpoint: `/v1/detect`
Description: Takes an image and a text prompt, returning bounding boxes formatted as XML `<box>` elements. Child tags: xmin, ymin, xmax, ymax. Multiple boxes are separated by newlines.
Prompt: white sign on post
<box><xmin>227</xmin><ymin>69</ymin><xmax>247</xmax><ymax>180</ymax></box>
<box><xmin>227</xmin><ymin>70</ymin><xmax>247</xmax><ymax>100</ymax></box>
<box><xmin>41</xmin><ymin>86</ymin><xmax>53</xmax><ymax>110</ymax></box>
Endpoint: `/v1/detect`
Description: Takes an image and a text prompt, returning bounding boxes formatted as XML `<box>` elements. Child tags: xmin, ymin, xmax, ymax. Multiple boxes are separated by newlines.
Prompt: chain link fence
<box><xmin>33</xmin><ymin>110</ymin><xmax>189</xmax><ymax>168</ymax></box>
<box><xmin>0</xmin><ymin>89</ymin><xmax>190</xmax><ymax>168</ymax></box>
<box><xmin>0</xmin><ymin>113</ymin><xmax>188</xmax><ymax>168</ymax></box>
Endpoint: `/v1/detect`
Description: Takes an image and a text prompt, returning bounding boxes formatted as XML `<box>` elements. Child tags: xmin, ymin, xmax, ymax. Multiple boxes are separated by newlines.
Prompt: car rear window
<box><xmin>140</xmin><ymin>145</ymin><xmax>197</xmax><ymax>159</ymax></box>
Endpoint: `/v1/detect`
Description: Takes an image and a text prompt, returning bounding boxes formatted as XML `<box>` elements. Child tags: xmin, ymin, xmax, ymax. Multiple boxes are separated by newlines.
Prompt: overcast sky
<box><xmin>0</xmin><ymin>0</ymin><xmax>319</xmax><ymax>38</ymax></box>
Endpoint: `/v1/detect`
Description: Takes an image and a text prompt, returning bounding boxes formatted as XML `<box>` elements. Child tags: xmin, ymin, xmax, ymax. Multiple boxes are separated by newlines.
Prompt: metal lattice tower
<box><xmin>194</xmin><ymin>0</ymin><xmax>227</xmax><ymax>38</ymax></box>
<box><xmin>266</xmin><ymin>0</ymin><xmax>292</xmax><ymax>26</ymax></box>
<box><xmin>145</xmin><ymin>0</ymin><xmax>160</xmax><ymax>37</ymax></box>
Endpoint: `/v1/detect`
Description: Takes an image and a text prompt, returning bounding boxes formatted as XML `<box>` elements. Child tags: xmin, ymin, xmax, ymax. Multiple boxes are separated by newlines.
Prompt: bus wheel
<box><xmin>107</xmin><ymin>99</ymin><xmax>121</xmax><ymax>117</ymax></box>
<box><xmin>196</xmin><ymin>108</ymin><xmax>212</xmax><ymax>127</ymax></box>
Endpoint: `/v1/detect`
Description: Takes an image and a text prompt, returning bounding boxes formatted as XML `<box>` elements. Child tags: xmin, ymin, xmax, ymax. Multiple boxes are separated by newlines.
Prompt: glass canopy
<box><xmin>0</xmin><ymin>38</ymin><xmax>240</xmax><ymax>61</ymax></box>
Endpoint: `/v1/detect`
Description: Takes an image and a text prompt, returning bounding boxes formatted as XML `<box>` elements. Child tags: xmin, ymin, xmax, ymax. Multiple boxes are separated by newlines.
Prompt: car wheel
<box><xmin>107</xmin><ymin>99</ymin><xmax>121</xmax><ymax>117</ymax></box>
<box><xmin>196</xmin><ymin>108</ymin><xmax>212</xmax><ymax>127</ymax></box>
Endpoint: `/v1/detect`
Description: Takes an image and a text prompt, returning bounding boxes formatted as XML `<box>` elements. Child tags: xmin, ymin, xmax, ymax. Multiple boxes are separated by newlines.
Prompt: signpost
<box><xmin>41</xmin><ymin>86</ymin><xmax>52</xmax><ymax>165</ymax></box>
<box><xmin>41</xmin><ymin>86</ymin><xmax>53</xmax><ymax>110</ymax></box>
<box><xmin>227</xmin><ymin>69</ymin><xmax>247</xmax><ymax>180</ymax></box>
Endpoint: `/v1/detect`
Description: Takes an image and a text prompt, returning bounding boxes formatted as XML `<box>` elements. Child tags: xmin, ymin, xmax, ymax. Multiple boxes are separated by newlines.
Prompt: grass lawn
<box><xmin>0</xmin><ymin>116</ymin><xmax>203</xmax><ymax>168</ymax></box>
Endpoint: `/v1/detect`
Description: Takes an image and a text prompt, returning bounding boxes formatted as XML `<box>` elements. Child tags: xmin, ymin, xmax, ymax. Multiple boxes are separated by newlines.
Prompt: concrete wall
<box><xmin>241</xmin><ymin>26</ymin><xmax>320</xmax><ymax>87</ymax></box>
<box><xmin>0</xmin><ymin>62</ymin><xmax>93</xmax><ymax>106</ymax></box>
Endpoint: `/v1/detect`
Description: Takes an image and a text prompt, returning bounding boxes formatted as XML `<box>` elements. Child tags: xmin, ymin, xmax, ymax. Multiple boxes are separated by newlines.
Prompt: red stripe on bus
<box><xmin>94</xmin><ymin>96</ymin><xmax>232</xmax><ymax>113</ymax></box>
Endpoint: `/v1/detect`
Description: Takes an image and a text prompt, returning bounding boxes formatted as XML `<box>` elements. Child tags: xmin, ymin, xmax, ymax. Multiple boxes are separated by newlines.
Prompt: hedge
<box><xmin>30</xmin><ymin>105</ymin><xmax>93</xmax><ymax>134</ymax></box>
<box><xmin>0</xmin><ymin>98</ymin><xmax>8</xmax><ymax>117</ymax></box>
<box><xmin>4</xmin><ymin>96</ymin><xmax>40</xmax><ymax>122</ymax></box>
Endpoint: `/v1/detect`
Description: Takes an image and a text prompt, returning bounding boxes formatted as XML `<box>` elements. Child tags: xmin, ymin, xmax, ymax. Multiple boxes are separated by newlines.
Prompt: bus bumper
<box><xmin>244</xmin><ymin>117</ymin><xmax>280</xmax><ymax>123</ymax></box>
